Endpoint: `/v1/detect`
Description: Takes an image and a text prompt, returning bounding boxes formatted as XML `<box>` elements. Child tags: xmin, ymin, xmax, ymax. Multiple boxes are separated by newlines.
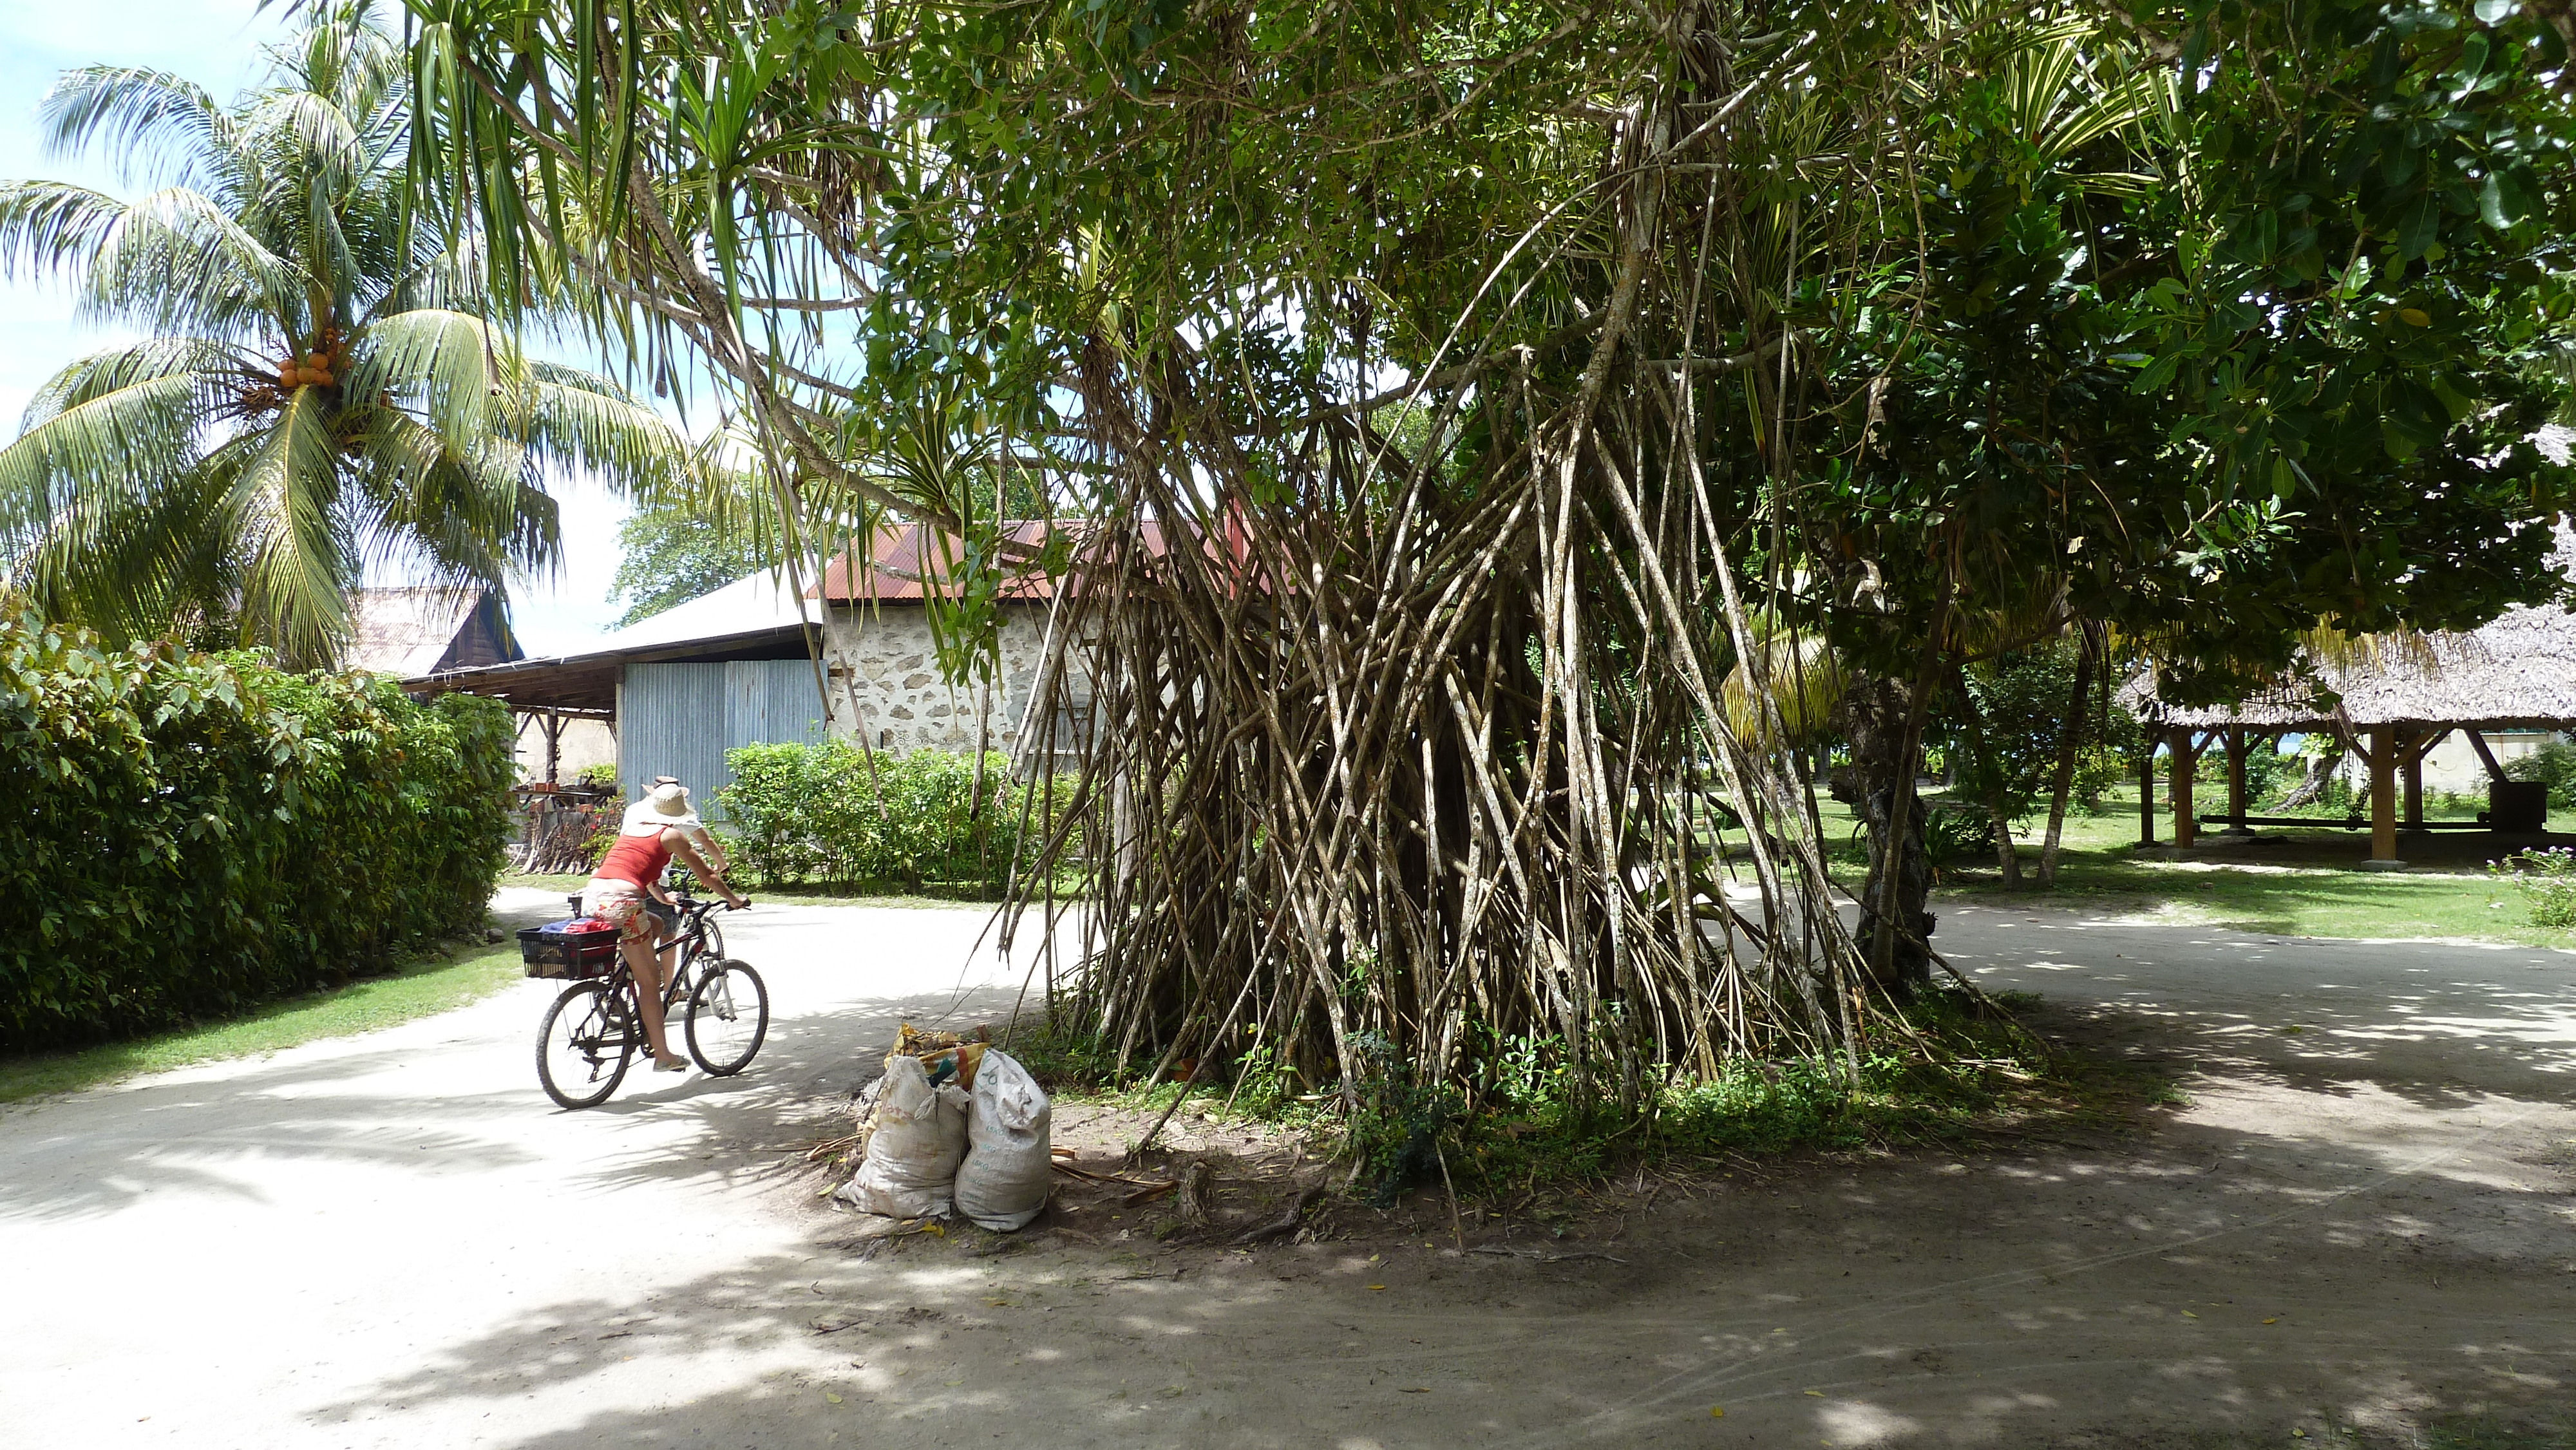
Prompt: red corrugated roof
<box><xmin>813</xmin><ymin>523</ymin><xmax>1061</xmax><ymax>602</ymax></box>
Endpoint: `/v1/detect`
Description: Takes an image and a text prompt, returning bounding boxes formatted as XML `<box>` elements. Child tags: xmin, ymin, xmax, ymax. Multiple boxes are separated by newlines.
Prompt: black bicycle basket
<box><xmin>518</xmin><ymin>918</ymin><xmax>620</xmax><ymax>979</ymax></box>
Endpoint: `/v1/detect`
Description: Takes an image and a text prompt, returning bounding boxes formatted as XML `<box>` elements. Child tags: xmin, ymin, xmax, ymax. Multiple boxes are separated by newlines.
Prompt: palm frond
<box><xmin>0</xmin><ymin>364</ymin><xmax>206</xmax><ymax>541</ymax></box>
<box><xmin>0</xmin><ymin>180</ymin><xmax>306</xmax><ymax>337</ymax></box>
<box><xmin>1721</xmin><ymin>632</ymin><xmax>1846</xmax><ymax>746</ymax></box>
<box><xmin>40</xmin><ymin>66</ymin><xmax>242</xmax><ymax>194</ymax></box>
<box><xmin>19</xmin><ymin>338</ymin><xmax>237</xmax><ymax>429</ymax></box>
<box><xmin>519</xmin><ymin>361</ymin><xmax>698</xmax><ymax>501</ymax></box>
<box><xmin>346</xmin><ymin>306</ymin><xmax>497</xmax><ymax>447</ymax></box>
<box><xmin>207</xmin><ymin>386</ymin><xmax>356</xmax><ymax>668</ymax></box>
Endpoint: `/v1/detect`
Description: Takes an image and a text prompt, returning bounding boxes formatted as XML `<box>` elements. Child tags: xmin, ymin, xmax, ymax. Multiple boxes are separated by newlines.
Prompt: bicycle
<box><xmin>533</xmin><ymin>892</ymin><xmax>770</xmax><ymax>1109</ymax></box>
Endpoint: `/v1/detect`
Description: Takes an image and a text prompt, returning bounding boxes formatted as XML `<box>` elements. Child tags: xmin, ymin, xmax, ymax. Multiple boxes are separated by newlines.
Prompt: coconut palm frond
<box><xmin>345</xmin><ymin>307</ymin><xmax>495</xmax><ymax>444</ymax></box>
<box><xmin>0</xmin><ymin>1</ymin><xmax>691</xmax><ymax>665</ymax></box>
<box><xmin>210</xmin><ymin>387</ymin><xmax>359</xmax><ymax>667</ymax></box>
<box><xmin>43</xmin><ymin>184</ymin><xmax>307</xmax><ymax>337</ymax></box>
<box><xmin>17</xmin><ymin>339</ymin><xmax>235</xmax><ymax>429</ymax></box>
<box><xmin>39</xmin><ymin>66</ymin><xmax>241</xmax><ymax>192</ymax></box>
<box><xmin>519</xmin><ymin>362</ymin><xmax>699</xmax><ymax>498</ymax></box>
<box><xmin>0</xmin><ymin>366</ymin><xmax>206</xmax><ymax>543</ymax></box>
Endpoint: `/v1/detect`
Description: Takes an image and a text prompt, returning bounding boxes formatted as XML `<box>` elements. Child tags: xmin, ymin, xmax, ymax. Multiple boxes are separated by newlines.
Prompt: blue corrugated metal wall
<box><xmin>618</xmin><ymin>661</ymin><xmax>832</xmax><ymax>821</ymax></box>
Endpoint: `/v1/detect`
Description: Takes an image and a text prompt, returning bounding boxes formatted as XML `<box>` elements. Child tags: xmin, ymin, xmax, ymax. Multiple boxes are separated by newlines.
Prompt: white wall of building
<box><xmin>2416</xmin><ymin>728</ymin><xmax>2558</xmax><ymax>796</ymax></box>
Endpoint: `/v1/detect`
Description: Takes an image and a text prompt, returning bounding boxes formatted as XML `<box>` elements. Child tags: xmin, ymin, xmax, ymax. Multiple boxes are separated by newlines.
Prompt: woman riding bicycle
<box><xmin>584</xmin><ymin>780</ymin><xmax>746</xmax><ymax>1073</ymax></box>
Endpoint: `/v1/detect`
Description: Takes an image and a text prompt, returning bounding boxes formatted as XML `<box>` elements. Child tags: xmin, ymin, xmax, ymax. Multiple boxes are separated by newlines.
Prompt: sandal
<box><xmin>654</xmin><ymin>1055</ymin><xmax>690</xmax><ymax>1073</ymax></box>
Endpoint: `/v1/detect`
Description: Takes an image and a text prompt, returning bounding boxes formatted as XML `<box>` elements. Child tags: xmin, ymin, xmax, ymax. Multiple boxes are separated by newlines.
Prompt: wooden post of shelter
<box><xmin>2224</xmin><ymin>727</ymin><xmax>2248</xmax><ymax>833</ymax></box>
<box><xmin>2400</xmin><ymin>728</ymin><xmax>2449</xmax><ymax>833</ymax></box>
<box><xmin>2138</xmin><ymin>743</ymin><xmax>2157</xmax><ymax>846</ymax></box>
<box><xmin>2359</xmin><ymin>726</ymin><xmax>2402</xmax><ymax>867</ymax></box>
<box><xmin>542</xmin><ymin>709</ymin><xmax>565</xmax><ymax>786</ymax></box>
<box><xmin>2170</xmin><ymin>730</ymin><xmax>2204</xmax><ymax>849</ymax></box>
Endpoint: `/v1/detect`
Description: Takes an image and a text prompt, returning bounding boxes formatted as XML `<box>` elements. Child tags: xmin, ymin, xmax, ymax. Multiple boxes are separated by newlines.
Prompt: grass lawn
<box><xmin>0</xmin><ymin>938</ymin><xmax>523</xmax><ymax>1105</ymax></box>
<box><xmin>1801</xmin><ymin>784</ymin><xmax>2576</xmax><ymax>950</ymax></box>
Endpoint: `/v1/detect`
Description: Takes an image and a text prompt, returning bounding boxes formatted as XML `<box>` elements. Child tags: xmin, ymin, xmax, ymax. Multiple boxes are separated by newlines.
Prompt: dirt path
<box><xmin>5</xmin><ymin>898</ymin><xmax>2571</xmax><ymax>1447</ymax></box>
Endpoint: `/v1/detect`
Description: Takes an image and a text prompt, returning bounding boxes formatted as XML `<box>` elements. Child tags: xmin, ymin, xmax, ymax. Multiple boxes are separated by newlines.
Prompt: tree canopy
<box><xmin>397</xmin><ymin>0</ymin><xmax>2574</xmax><ymax>1100</ymax></box>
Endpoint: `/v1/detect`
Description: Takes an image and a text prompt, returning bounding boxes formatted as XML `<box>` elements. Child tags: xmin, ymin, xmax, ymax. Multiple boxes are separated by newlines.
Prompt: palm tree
<box><xmin>0</xmin><ymin>2</ymin><xmax>693</xmax><ymax>666</ymax></box>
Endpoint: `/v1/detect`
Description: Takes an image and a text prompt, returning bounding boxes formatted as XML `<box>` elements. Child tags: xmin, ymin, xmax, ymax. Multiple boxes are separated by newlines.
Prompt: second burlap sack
<box><xmin>952</xmin><ymin>1048</ymin><xmax>1052</xmax><ymax>1230</ymax></box>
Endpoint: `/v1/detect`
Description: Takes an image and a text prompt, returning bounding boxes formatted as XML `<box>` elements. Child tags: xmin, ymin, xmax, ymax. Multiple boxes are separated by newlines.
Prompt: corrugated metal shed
<box><xmin>618</xmin><ymin>661</ymin><xmax>831</xmax><ymax>819</ymax></box>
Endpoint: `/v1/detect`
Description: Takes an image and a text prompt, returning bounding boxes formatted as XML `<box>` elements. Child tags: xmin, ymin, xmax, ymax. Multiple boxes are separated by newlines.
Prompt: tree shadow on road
<box><xmin>294</xmin><ymin>1076</ymin><xmax>2576</xmax><ymax>1450</ymax></box>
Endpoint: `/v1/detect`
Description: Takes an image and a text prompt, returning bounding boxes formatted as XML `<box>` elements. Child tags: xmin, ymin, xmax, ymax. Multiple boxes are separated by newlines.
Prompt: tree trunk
<box><xmin>2036</xmin><ymin>639</ymin><xmax>2096</xmax><ymax>888</ymax></box>
<box><xmin>1950</xmin><ymin>668</ymin><xmax>2021</xmax><ymax>888</ymax></box>
<box><xmin>2278</xmin><ymin>745</ymin><xmax>2345</xmax><ymax>810</ymax></box>
<box><xmin>1841</xmin><ymin>673</ymin><xmax>1936</xmax><ymax>997</ymax></box>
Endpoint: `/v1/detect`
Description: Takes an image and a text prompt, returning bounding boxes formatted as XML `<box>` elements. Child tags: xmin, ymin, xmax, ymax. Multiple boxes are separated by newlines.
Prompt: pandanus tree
<box><xmin>0</xmin><ymin>1</ymin><xmax>696</xmax><ymax>666</ymax></box>
<box><xmin>397</xmin><ymin>0</ymin><xmax>2570</xmax><ymax>1113</ymax></box>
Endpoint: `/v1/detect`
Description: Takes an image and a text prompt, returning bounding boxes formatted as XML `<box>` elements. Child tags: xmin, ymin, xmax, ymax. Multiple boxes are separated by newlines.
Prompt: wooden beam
<box><xmin>2464</xmin><ymin>728</ymin><xmax>2508</xmax><ymax>783</ymax></box>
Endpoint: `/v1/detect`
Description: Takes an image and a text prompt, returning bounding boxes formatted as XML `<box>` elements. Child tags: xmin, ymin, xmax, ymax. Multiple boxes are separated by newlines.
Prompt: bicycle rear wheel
<box><xmin>537</xmin><ymin>981</ymin><xmax>634</xmax><ymax>1109</ymax></box>
<box><xmin>685</xmin><ymin>960</ymin><xmax>769</xmax><ymax>1076</ymax></box>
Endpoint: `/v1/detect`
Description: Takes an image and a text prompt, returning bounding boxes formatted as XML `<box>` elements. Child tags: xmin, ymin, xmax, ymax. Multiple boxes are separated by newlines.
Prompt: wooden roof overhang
<box><xmin>402</xmin><ymin>624</ymin><xmax>814</xmax><ymax>715</ymax></box>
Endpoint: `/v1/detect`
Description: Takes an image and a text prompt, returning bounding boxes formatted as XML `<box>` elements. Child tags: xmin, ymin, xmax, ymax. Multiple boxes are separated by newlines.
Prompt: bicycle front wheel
<box><xmin>685</xmin><ymin>960</ymin><xmax>770</xmax><ymax>1077</ymax></box>
<box><xmin>538</xmin><ymin>981</ymin><xmax>634</xmax><ymax>1109</ymax></box>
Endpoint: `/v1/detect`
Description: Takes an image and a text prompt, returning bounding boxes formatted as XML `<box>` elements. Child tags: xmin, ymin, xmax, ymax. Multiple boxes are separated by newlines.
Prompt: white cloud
<box><xmin>511</xmin><ymin>471</ymin><xmax>637</xmax><ymax>658</ymax></box>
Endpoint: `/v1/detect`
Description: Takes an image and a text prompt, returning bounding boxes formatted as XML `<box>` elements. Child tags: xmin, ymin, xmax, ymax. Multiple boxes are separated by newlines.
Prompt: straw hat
<box><xmin>620</xmin><ymin>780</ymin><xmax>701</xmax><ymax>832</ymax></box>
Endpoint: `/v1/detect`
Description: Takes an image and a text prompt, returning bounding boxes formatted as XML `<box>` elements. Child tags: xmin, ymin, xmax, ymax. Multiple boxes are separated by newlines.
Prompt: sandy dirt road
<box><xmin>4</xmin><ymin>895</ymin><xmax>2572</xmax><ymax>1448</ymax></box>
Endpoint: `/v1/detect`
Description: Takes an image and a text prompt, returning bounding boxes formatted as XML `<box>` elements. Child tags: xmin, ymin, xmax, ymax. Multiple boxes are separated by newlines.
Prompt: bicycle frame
<box><xmin>625</xmin><ymin>894</ymin><xmax>723</xmax><ymax>1013</ymax></box>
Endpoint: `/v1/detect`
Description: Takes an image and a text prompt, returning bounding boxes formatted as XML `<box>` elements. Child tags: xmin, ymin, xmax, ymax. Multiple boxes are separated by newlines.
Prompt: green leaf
<box><xmin>2393</xmin><ymin>194</ymin><xmax>2441</xmax><ymax>259</ymax></box>
<box><xmin>2473</xmin><ymin>173</ymin><xmax>2514</xmax><ymax>229</ymax></box>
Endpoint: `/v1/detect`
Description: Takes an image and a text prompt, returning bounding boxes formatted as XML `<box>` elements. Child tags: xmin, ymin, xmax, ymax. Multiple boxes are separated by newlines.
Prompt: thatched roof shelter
<box><xmin>2125</xmin><ymin>601</ymin><xmax>2576</xmax><ymax>734</ymax></box>
<box><xmin>346</xmin><ymin>587</ymin><xmax>518</xmax><ymax>676</ymax></box>
<box><xmin>2123</xmin><ymin>434</ymin><xmax>2575</xmax><ymax>862</ymax></box>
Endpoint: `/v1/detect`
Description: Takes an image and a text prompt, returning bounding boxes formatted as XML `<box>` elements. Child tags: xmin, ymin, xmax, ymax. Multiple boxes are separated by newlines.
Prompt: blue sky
<box><xmin>0</xmin><ymin>0</ymin><xmax>634</xmax><ymax>656</ymax></box>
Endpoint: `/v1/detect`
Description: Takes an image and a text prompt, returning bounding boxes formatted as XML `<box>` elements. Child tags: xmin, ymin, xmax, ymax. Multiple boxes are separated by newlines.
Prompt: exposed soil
<box><xmin>751</xmin><ymin>910</ymin><xmax>2576</xmax><ymax>1449</ymax></box>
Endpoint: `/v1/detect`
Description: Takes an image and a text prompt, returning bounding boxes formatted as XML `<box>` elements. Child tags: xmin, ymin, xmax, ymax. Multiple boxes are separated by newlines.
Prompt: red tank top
<box><xmin>595</xmin><ymin>829</ymin><xmax>674</xmax><ymax>890</ymax></box>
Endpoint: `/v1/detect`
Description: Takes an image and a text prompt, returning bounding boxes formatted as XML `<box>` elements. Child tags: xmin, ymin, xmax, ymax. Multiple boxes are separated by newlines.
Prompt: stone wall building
<box><xmin>813</xmin><ymin>522</ymin><xmax>1066</xmax><ymax>759</ymax></box>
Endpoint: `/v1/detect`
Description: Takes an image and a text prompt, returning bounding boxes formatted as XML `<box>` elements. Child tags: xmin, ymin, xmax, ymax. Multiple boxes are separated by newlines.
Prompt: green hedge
<box><xmin>719</xmin><ymin>742</ymin><xmax>1070</xmax><ymax>894</ymax></box>
<box><xmin>1</xmin><ymin>614</ymin><xmax>516</xmax><ymax>1052</ymax></box>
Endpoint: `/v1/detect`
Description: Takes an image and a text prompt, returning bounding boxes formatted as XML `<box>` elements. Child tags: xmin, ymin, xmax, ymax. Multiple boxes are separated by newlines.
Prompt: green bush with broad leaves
<box><xmin>718</xmin><ymin>741</ymin><xmax>1071</xmax><ymax>895</ymax></box>
<box><xmin>2</xmin><ymin>612</ymin><xmax>516</xmax><ymax>1052</ymax></box>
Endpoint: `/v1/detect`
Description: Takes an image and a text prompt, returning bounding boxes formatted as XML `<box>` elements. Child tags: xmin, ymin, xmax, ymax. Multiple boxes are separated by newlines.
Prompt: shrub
<box><xmin>2489</xmin><ymin>847</ymin><xmax>2576</xmax><ymax>930</ymax></box>
<box><xmin>717</xmin><ymin>740</ymin><xmax>1074</xmax><ymax>894</ymax></box>
<box><xmin>2506</xmin><ymin>739</ymin><xmax>2576</xmax><ymax>808</ymax></box>
<box><xmin>1</xmin><ymin>613</ymin><xmax>516</xmax><ymax>1051</ymax></box>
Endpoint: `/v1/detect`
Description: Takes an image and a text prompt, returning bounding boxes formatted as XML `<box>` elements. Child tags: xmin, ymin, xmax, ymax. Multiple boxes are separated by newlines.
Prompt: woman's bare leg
<box><xmin>623</xmin><ymin>933</ymin><xmax>681</xmax><ymax>1065</ymax></box>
